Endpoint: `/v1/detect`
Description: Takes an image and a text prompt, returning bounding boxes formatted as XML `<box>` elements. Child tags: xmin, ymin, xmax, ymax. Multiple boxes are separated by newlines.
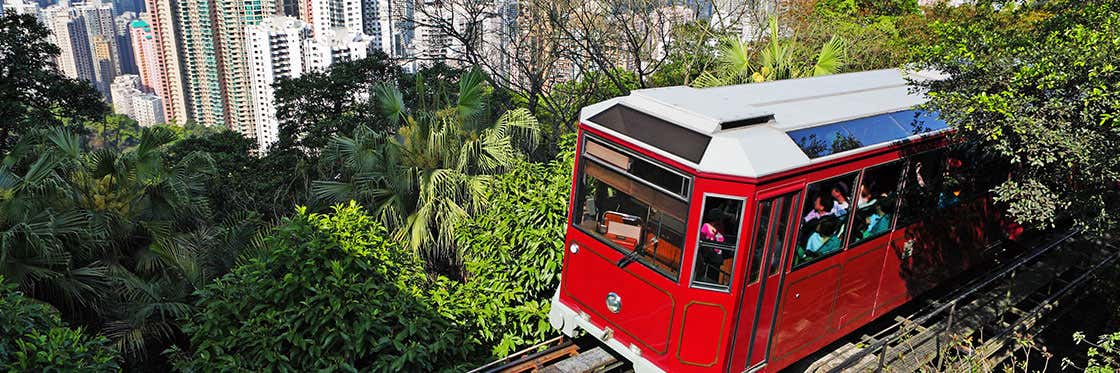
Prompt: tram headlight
<box><xmin>606</xmin><ymin>292</ymin><xmax>621</xmax><ymax>313</ymax></box>
<box><xmin>569</xmin><ymin>243</ymin><xmax>579</xmax><ymax>253</ymax></box>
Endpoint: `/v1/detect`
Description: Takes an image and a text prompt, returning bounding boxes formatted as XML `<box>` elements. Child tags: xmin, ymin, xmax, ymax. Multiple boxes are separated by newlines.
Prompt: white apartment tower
<box><xmin>131</xmin><ymin>94</ymin><xmax>165</xmax><ymax>127</ymax></box>
<box><xmin>246</xmin><ymin>16</ymin><xmax>309</xmax><ymax>151</ymax></box>
<box><xmin>110</xmin><ymin>74</ymin><xmax>142</xmax><ymax>117</ymax></box>
<box><xmin>246</xmin><ymin>15</ymin><xmax>372</xmax><ymax>151</ymax></box>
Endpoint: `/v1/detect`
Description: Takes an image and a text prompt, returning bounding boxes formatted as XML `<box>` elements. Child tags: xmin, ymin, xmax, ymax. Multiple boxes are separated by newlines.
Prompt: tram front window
<box><xmin>574</xmin><ymin>159</ymin><xmax>688</xmax><ymax>279</ymax></box>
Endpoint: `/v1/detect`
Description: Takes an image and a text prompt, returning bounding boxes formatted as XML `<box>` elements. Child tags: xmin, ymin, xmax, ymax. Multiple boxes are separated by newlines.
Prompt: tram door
<box><xmin>729</xmin><ymin>189</ymin><xmax>799</xmax><ymax>371</ymax></box>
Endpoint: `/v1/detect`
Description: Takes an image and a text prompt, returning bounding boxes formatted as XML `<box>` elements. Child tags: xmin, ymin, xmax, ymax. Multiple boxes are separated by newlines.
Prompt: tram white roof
<box><xmin>580</xmin><ymin>68</ymin><xmax>949</xmax><ymax>179</ymax></box>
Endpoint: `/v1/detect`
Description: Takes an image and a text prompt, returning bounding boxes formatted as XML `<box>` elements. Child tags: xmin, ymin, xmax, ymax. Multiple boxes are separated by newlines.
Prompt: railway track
<box><xmin>473</xmin><ymin>230</ymin><xmax>1117</xmax><ymax>373</ymax></box>
<box><xmin>469</xmin><ymin>335</ymin><xmax>625</xmax><ymax>373</ymax></box>
<box><xmin>805</xmin><ymin>229</ymin><xmax>1120</xmax><ymax>372</ymax></box>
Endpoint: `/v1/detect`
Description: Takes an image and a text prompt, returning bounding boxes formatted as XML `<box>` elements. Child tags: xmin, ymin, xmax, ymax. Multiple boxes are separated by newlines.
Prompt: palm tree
<box><xmin>2</xmin><ymin>126</ymin><xmax>262</xmax><ymax>364</ymax></box>
<box><xmin>313</xmin><ymin>68</ymin><xmax>540</xmax><ymax>269</ymax></box>
<box><xmin>693</xmin><ymin>17</ymin><xmax>847</xmax><ymax>88</ymax></box>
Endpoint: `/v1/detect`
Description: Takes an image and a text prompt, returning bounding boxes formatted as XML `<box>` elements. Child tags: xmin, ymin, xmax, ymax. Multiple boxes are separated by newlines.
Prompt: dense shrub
<box><xmin>175</xmin><ymin>203</ymin><xmax>477</xmax><ymax>371</ymax></box>
<box><xmin>0</xmin><ymin>277</ymin><xmax>119</xmax><ymax>371</ymax></box>
<box><xmin>442</xmin><ymin>137</ymin><xmax>575</xmax><ymax>357</ymax></box>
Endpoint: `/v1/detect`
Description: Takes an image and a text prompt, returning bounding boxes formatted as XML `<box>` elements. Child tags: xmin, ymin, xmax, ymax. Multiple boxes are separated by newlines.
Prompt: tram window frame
<box><xmin>792</xmin><ymin>172</ymin><xmax>860</xmax><ymax>270</ymax></box>
<box><xmin>571</xmin><ymin>136</ymin><xmax>693</xmax><ymax>281</ymax></box>
<box><xmin>847</xmin><ymin>161</ymin><xmax>904</xmax><ymax>247</ymax></box>
<box><xmin>897</xmin><ymin>149</ymin><xmax>950</xmax><ymax>227</ymax></box>
<box><xmin>690</xmin><ymin>194</ymin><xmax>747</xmax><ymax>291</ymax></box>
<box><xmin>747</xmin><ymin>200</ymin><xmax>773</xmax><ymax>284</ymax></box>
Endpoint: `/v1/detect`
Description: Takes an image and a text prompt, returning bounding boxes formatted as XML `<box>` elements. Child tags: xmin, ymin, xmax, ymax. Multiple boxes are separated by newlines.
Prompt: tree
<box><xmin>441</xmin><ymin>137</ymin><xmax>574</xmax><ymax>357</ymax></box>
<box><xmin>273</xmin><ymin>53</ymin><xmax>400</xmax><ymax>153</ymax></box>
<box><xmin>174</xmin><ymin>203</ymin><xmax>478</xmax><ymax>371</ymax></box>
<box><xmin>911</xmin><ymin>0</ymin><xmax>1120</xmax><ymax>233</ymax></box>
<box><xmin>1</xmin><ymin>127</ymin><xmax>263</xmax><ymax>367</ymax></box>
<box><xmin>0</xmin><ymin>13</ymin><xmax>106</xmax><ymax>153</ymax></box>
<box><xmin>312</xmin><ymin>69</ymin><xmax>540</xmax><ymax>272</ymax></box>
<box><xmin>0</xmin><ymin>276</ymin><xmax>120</xmax><ymax>371</ymax></box>
<box><xmin>692</xmin><ymin>17</ymin><xmax>847</xmax><ymax>88</ymax></box>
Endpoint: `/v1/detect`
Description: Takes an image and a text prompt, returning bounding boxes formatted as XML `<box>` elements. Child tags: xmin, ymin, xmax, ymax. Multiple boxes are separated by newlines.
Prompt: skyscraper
<box><xmin>176</xmin><ymin>0</ymin><xmax>274</xmax><ymax>131</ymax></box>
<box><xmin>129</xmin><ymin>18</ymin><xmax>159</xmax><ymax>92</ymax></box>
<box><xmin>114</xmin><ymin>12</ymin><xmax>138</xmax><ymax>74</ymax></box>
<box><xmin>246</xmin><ymin>15</ymin><xmax>371</xmax><ymax>151</ymax></box>
<box><xmin>246</xmin><ymin>16</ymin><xmax>309</xmax><ymax>151</ymax></box>
<box><xmin>215</xmin><ymin>0</ymin><xmax>275</xmax><ymax>134</ymax></box>
<box><xmin>44</xmin><ymin>6</ymin><xmax>96</xmax><ymax>83</ymax></box>
<box><xmin>144</xmin><ymin>0</ymin><xmax>189</xmax><ymax>124</ymax></box>
<box><xmin>76</xmin><ymin>1</ymin><xmax>120</xmax><ymax>96</ymax></box>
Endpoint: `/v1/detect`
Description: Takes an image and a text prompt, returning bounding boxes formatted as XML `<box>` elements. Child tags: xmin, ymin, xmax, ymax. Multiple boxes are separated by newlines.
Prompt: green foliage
<box><xmin>176</xmin><ymin>203</ymin><xmax>477</xmax><ymax>371</ymax></box>
<box><xmin>693</xmin><ymin>17</ymin><xmax>847</xmax><ymax>88</ymax></box>
<box><xmin>0</xmin><ymin>13</ymin><xmax>107</xmax><ymax>153</ymax></box>
<box><xmin>911</xmin><ymin>0</ymin><xmax>1120</xmax><ymax>232</ymax></box>
<box><xmin>856</xmin><ymin>0</ymin><xmax>919</xmax><ymax>16</ymax></box>
<box><xmin>1070</xmin><ymin>331</ymin><xmax>1120</xmax><ymax>372</ymax></box>
<box><xmin>440</xmin><ymin>137</ymin><xmax>575</xmax><ymax>357</ymax></box>
<box><xmin>313</xmin><ymin>68</ymin><xmax>541</xmax><ymax>272</ymax></box>
<box><xmin>1</xmin><ymin>126</ymin><xmax>265</xmax><ymax>367</ymax></box>
<box><xmin>816</xmin><ymin>0</ymin><xmax>857</xmax><ymax>17</ymax></box>
<box><xmin>0</xmin><ymin>277</ymin><xmax>120</xmax><ymax>371</ymax></box>
<box><xmin>274</xmin><ymin>53</ymin><xmax>401</xmax><ymax>152</ymax></box>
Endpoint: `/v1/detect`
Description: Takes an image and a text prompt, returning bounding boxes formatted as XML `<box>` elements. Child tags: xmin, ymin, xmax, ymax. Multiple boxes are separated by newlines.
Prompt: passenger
<box><xmin>803</xmin><ymin>195</ymin><xmax>834</xmax><ymax>223</ymax></box>
<box><xmin>701</xmin><ymin>215</ymin><xmax>726</xmax><ymax>243</ymax></box>
<box><xmin>830</xmin><ymin>182</ymin><xmax>851</xmax><ymax>216</ymax></box>
<box><xmin>863</xmin><ymin>203</ymin><xmax>890</xmax><ymax>238</ymax></box>
<box><xmin>805</xmin><ymin>217</ymin><xmax>842</xmax><ymax>256</ymax></box>
<box><xmin>857</xmin><ymin>181</ymin><xmax>877</xmax><ymax>208</ymax></box>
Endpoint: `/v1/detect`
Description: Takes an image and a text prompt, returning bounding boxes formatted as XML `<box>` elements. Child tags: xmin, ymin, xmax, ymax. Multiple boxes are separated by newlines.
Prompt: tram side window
<box><xmin>897</xmin><ymin>150</ymin><xmax>953</xmax><ymax>226</ymax></box>
<box><xmin>793</xmin><ymin>172</ymin><xmax>859</xmax><ymax>268</ymax></box>
<box><xmin>693</xmin><ymin>196</ymin><xmax>745</xmax><ymax>289</ymax></box>
<box><xmin>848</xmin><ymin>162</ymin><xmax>904</xmax><ymax>247</ymax></box>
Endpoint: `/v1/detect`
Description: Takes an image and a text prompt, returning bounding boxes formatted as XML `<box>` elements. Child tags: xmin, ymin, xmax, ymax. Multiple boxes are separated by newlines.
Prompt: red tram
<box><xmin>548</xmin><ymin>69</ymin><xmax>1014</xmax><ymax>372</ymax></box>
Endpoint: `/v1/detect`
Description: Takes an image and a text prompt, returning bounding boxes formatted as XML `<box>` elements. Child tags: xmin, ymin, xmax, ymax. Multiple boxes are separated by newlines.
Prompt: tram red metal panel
<box><xmin>770</xmin><ymin>263</ymin><xmax>842</xmax><ymax>361</ymax></box>
<box><xmin>677</xmin><ymin>302</ymin><xmax>728</xmax><ymax>367</ymax></box>
<box><xmin>561</xmin><ymin>235</ymin><xmax>677</xmax><ymax>355</ymax></box>
<box><xmin>833</xmin><ymin>238</ymin><xmax>890</xmax><ymax>330</ymax></box>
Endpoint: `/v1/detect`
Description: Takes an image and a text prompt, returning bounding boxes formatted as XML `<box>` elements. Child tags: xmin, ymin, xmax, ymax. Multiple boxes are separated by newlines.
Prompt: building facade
<box><xmin>144</xmin><ymin>0</ymin><xmax>189</xmax><ymax>124</ymax></box>
<box><xmin>131</xmin><ymin>93</ymin><xmax>165</xmax><ymax>126</ymax></box>
<box><xmin>246</xmin><ymin>15</ymin><xmax>371</xmax><ymax>151</ymax></box>
<box><xmin>110</xmin><ymin>74</ymin><xmax>142</xmax><ymax>117</ymax></box>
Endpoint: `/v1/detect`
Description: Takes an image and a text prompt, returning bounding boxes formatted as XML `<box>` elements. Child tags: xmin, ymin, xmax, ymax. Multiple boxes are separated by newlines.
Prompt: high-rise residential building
<box><xmin>44</xmin><ymin>6</ymin><xmax>96</xmax><ymax>83</ymax></box>
<box><xmin>176</xmin><ymin>0</ymin><xmax>224</xmax><ymax>128</ymax></box>
<box><xmin>130</xmin><ymin>93</ymin><xmax>164</xmax><ymax>126</ymax></box>
<box><xmin>304</xmin><ymin>25</ymin><xmax>371</xmax><ymax>68</ymax></box>
<box><xmin>215</xmin><ymin>0</ymin><xmax>275</xmax><ymax>134</ymax></box>
<box><xmin>359</xmin><ymin>0</ymin><xmax>380</xmax><ymax>50</ymax></box>
<box><xmin>76</xmin><ymin>1</ymin><xmax>120</xmax><ymax>95</ymax></box>
<box><xmin>144</xmin><ymin>0</ymin><xmax>189</xmax><ymax>124</ymax></box>
<box><xmin>247</xmin><ymin>16</ymin><xmax>309</xmax><ymax>151</ymax></box>
<box><xmin>309</xmin><ymin>0</ymin><xmax>362</xmax><ymax>36</ymax></box>
<box><xmin>129</xmin><ymin>18</ymin><xmax>159</xmax><ymax>92</ymax></box>
<box><xmin>177</xmin><ymin>0</ymin><xmax>274</xmax><ymax>132</ymax></box>
<box><xmin>378</xmin><ymin>0</ymin><xmax>412</xmax><ymax>59</ymax></box>
<box><xmin>246</xmin><ymin>15</ymin><xmax>371</xmax><ymax>151</ymax></box>
<box><xmin>110</xmin><ymin>74</ymin><xmax>142</xmax><ymax>117</ymax></box>
<box><xmin>114</xmin><ymin>12</ymin><xmax>138</xmax><ymax>74</ymax></box>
